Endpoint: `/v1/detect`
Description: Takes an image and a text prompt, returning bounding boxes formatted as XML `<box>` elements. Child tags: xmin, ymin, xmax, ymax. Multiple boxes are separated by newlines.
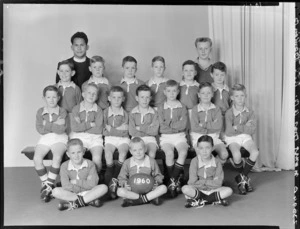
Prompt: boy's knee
<box><xmin>116</xmin><ymin>187</ymin><xmax>126</xmax><ymax>197</ymax></box>
<box><xmin>51</xmin><ymin>187</ymin><xmax>61</xmax><ymax>197</ymax></box>
<box><xmin>181</xmin><ymin>185</ymin><xmax>190</xmax><ymax>194</ymax></box>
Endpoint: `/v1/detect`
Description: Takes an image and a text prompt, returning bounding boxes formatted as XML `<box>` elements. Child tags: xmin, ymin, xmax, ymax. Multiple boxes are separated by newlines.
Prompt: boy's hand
<box><xmin>117</xmin><ymin>124</ymin><xmax>128</xmax><ymax>130</ymax></box>
<box><xmin>124</xmin><ymin>181</ymin><xmax>131</xmax><ymax>191</ymax></box>
<box><xmin>246</xmin><ymin>120</ymin><xmax>253</xmax><ymax>127</ymax></box>
<box><xmin>199</xmin><ymin>122</ymin><xmax>203</xmax><ymax>127</ymax></box>
<box><xmin>152</xmin><ymin>181</ymin><xmax>159</xmax><ymax>190</ymax></box>
<box><xmin>90</xmin><ymin>122</ymin><xmax>96</xmax><ymax>127</ymax></box>
<box><xmin>54</xmin><ymin>118</ymin><xmax>65</xmax><ymax>125</ymax></box>
<box><xmin>43</xmin><ymin>120</ymin><xmax>46</xmax><ymax>126</ymax></box>
<box><xmin>233</xmin><ymin>125</ymin><xmax>237</xmax><ymax>130</ymax></box>
<box><xmin>74</xmin><ymin>116</ymin><xmax>81</xmax><ymax>123</ymax></box>
<box><xmin>70</xmin><ymin>179</ymin><xmax>77</xmax><ymax>184</ymax></box>
<box><xmin>135</xmin><ymin>126</ymin><xmax>140</xmax><ymax>131</ymax></box>
<box><xmin>106</xmin><ymin>125</ymin><xmax>111</xmax><ymax>132</ymax></box>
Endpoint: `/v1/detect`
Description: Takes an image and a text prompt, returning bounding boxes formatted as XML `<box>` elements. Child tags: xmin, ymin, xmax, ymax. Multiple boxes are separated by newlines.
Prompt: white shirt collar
<box><xmin>212</xmin><ymin>83</ymin><xmax>229</xmax><ymax>92</ymax></box>
<box><xmin>88</xmin><ymin>76</ymin><xmax>109</xmax><ymax>85</ymax></box>
<box><xmin>232</xmin><ymin>104</ymin><xmax>249</xmax><ymax>116</ymax></box>
<box><xmin>67</xmin><ymin>159</ymin><xmax>88</xmax><ymax>171</ymax></box>
<box><xmin>129</xmin><ymin>155</ymin><xmax>151</xmax><ymax>169</ymax></box>
<box><xmin>79</xmin><ymin>101</ymin><xmax>98</xmax><ymax>113</ymax></box>
<box><xmin>108</xmin><ymin>106</ymin><xmax>125</xmax><ymax>117</ymax></box>
<box><xmin>120</xmin><ymin>77</ymin><xmax>138</xmax><ymax>85</ymax></box>
<box><xmin>57</xmin><ymin>81</ymin><xmax>76</xmax><ymax>89</ymax></box>
<box><xmin>179</xmin><ymin>80</ymin><xmax>199</xmax><ymax>87</ymax></box>
<box><xmin>163</xmin><ymin>101</ymin><xmax>182</xmax><ymax>110</ymax></box>
<box><xmin>197</xmin><ymin>103</ymin><xmax>216</xmax><ymax>112</ymax></box>
<box><xmin>198</xmin><ymin>156</ymin><xmax>216</xmax><ymax>169</ymax></box>
<box><xmin>148</xmin><ymin>77</ymin><xmax>168</xmax><ymax>87</ymax></box>
<box><xmin>73</xmin><ymin>56</ymin><xmax>86</xmax><ymax>63</ymax></box>
<box><xmin>131</xmin><ymin>106</ymin><xmax>155</xmax><ymax>115</ymax></box>
<box><xmin>42</xmin><ymin>106</ymin><xmax>60</xmax><ymax>116</ymax></box>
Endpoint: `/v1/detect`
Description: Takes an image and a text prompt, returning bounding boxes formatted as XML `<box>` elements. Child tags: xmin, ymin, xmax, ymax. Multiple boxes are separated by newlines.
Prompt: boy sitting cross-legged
<box><xmin>116</xmin><ymin>137</ymin><xmax>167</xmax><ymax>207</ymax></box>
<box><xmin>52</xmin><ymin>138</ymin><xmax>108</xmax><ymax>211</ymax></box>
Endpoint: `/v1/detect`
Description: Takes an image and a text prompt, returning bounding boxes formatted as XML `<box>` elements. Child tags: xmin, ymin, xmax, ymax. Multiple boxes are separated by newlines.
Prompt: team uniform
<box><xmin>56</xmin><ymin>57</ymin><xmax>91</xmax><ymax>89</ymax></box>
<box><xmin>194</xmin><ymin>58</ymin><xmax>213</xmax><ymax>84</ymax></box>
<box><xmin>129</xmin><ymin>106</ymin><xmax>159</xmax><ymax>147</ymax></box>
<box><xmin>70</xmin><ymin>102</ymin><xmax>104</xmax><ymax>149</ymax></box>
<box><xmin>211</xmin><ymin>83</ymin><xmax>231</xmax><ymax>116</ymax></box>
<box><xmin>146</xmin><ymin>77</ymin><xmax>169</xmax><ymax>108</ymax></box>
<box><xmin>190</xmin><ymin>103</ymin><xmax>223</xmax><ymax>148</ymax></box>
<box><xmin>118</xmin><ymin>77</ymin><xmax>144</xmax><ymax>112</ymax></box>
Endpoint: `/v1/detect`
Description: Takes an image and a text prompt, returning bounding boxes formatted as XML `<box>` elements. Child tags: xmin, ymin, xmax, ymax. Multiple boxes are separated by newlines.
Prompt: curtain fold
<box><xmin>208</xmin><ymin>3</ymin><xmax>294</xmax><ymax>170</ymax></box>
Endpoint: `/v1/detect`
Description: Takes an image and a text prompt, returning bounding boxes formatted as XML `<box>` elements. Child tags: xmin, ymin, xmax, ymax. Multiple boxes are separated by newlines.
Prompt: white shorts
<box><xmin>190</xmin><ymin>132</ymin><xmax>223</xmax><ymax>149</ymax></box>
<box><xmin>138</xmin><ymin>136</ymin><xmax>158</xmax><ymax>147</ymax></box>
<box><xmin>105</xmin><ymin>136</ymin><xmax>130</xmax><ymax>148</ymax></box>
<box><xmin>160</xmin><ymin>132</ymin><xmax>187</xmax><ymax>147</ymax></box>
<box><xmin>37</xmin><ymin>133</ymin><xmax>68</xmax><ymax>147</ymax></box>
<box><xmin>69</xmin><ymin>132</ymin><xmax>103</xmax><ymax>149</ymax></box>
<box><xmin>224</xmin><ymin>134</ymin><xmax>252</xmax><ymax>147</ymax></box>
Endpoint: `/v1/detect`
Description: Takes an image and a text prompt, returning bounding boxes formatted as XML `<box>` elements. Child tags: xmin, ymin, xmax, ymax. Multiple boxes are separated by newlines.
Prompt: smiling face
<box><xmin>211</xmin><ymin>69</ymin><xmax>226</xmax><ymax>85</ymax></box>
<box><xmin>152</xmin><ymin>60</ymin><xmax>165</xmax><ymax>78</ymax></box>
<box><xmin>123</xmin><ymin>61</ymin><xmax>137</xmax><ymax>79</ymax></box>
<box><xmin>196</xmin><ymin>141</ymin><xmax>213</xmax><ymax>161</ymax></box>
<box><xmin>130</xmin><ymin>141</ymin><xmax>146</xmax><ymax>161</ymax></box>
<box><xmin>198</xmin><ymin>86</ymin><xmax>213</xmax><ymax>104</ymax></box>
<box><xmin>108</xmin><ymin>91</ymin><xmax>124</xmax><ymax>108</ymax></box>
<box><xmin>183</xmin><ymin>64</ymin><xmax>197</xmax><ymax>81</ymax></box>
<box><xmin>82</xmin><ymin>85</ymin><xmax>98</xmax><ymax>104</ymax></box>
<box><xmin>164</xmin><ymin>86</ymin><xmax>179</xmax><ymax>101</ymax></box>
<box><xmin>71</xmin><ymin>37</ymin><xmax>89</xmax><ymax>59</ymax></box>
<box><xmin>57</xmin><ymin>64</ymin><xmax>75</xmax><ymax>83</ymax></box>
<box><xmin>196</xmin><ymin>41</ymin><xmax>212</xmax><ymax>60</ymax></box>
<box><xmin>136</xmin><ymin>90</ymin><xmax>151</xmax><ymax>109</ymax></box>
<box><xmin>89</xmin><ymin>61</ymin><xmax>104</xmax><ymax>78</ymax></box>
<box><xmin>67</xmin><ymin>144</ymin><xmax>84</xmax><ymax>166</ymax></box>
<box><xmin>44</xmin><ymin>90</ymin><xmax>60</xmax><ymax>108</ymax></box>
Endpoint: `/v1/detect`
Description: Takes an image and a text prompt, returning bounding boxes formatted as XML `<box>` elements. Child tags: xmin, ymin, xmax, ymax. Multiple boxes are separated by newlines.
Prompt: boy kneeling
<box><xmin>52</xmin><ymin>138</ymin><xmax>108</xmax><ymax>211</ymax></box>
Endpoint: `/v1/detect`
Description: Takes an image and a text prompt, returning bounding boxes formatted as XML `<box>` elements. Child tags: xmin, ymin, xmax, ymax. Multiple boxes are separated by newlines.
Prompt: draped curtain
<box><xmin>208</xmin><ymin>3</ymin><xmax>295</xmax><ymax>170</ymax></box>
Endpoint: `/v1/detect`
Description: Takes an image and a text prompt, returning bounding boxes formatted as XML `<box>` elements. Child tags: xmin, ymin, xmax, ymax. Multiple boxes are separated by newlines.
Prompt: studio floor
<box><xmin>3</xmin><ymin>164</ymin><xmax>295</xmax><ymax>228</ymax></box>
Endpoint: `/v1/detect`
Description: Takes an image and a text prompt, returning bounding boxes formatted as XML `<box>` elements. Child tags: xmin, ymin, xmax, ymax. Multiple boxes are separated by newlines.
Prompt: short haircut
<box><xmin>165</xmin><ymin>79</ymin><xmax>179</xmax><ymax>89</ymax></box>
<box><xmin>109</xmin><ymin>85</ymin><xmax>124</xmax><ymax>95</ymax></box>
<box><xmin>43</xmin><ymin>85</ymin><xmax>59</xmax><ymax>97</ymax></box>
<box><xmin>82</xmin><ymin>82</ymin><xmax>99</xmax><ymax>93</ymax></box>
<box><xmin>197</xmin><ymin>135</ymin><xmax>214</xmax><ymax>147</ymax></box>
<box><xmin>136</xmin><ymin>84</ymin><xmax>151</xmax><ymax>96</ymax></box>
<box><xmin>122</xmin><ymin>56</ymin><xmax>137</xmax><ymax>67</ymax></box>
<box><xmin>230</xmin><ymin>83</ymin><xmax>246</xmax><ymax>96</ymax></box>
<box><xmin>199</xmin><ymin>82</ymin><xmax>213</xmax><ymax>92</ymax></box>
<box><xmin>194</xmin><ymin>37</ymin><xmax>213</xmax><ymax>47</ymax></box>
<box><xmin>71</xmin><ymin>32</ymin><xmax>88</xmax><ymax>45</ymax></box>
<box><xmin>57</xmin><ymin>59</ymin><xmax>74</xmax><ymax>71</ymax></box>
<box><xmin>182</xmin><ymin>60</ymin><xmax>197</xmax><ymax>70</ymax></box>
<box><xmin>211</xmin><ymin>61</ymin><xmax>227</xmax><ymax>74</ymax></box>
<box><xmin>151</xmin><ymin>56</ymin><xmax>165</xmax><ymax>66</ymax></box>
<box><xmin>129</xmin><ymin>137</ymin><xmax>145</xmax><ymax>149</ymax></box>
<box><xmin>67</xmin><ymin>138</ymin><xmax>84</xmax><ymax>151</ymax></box>
<box><xmin>90</xmin><ymin>55</ymin><xmax>105</xmax><ymax>65</ymax></box>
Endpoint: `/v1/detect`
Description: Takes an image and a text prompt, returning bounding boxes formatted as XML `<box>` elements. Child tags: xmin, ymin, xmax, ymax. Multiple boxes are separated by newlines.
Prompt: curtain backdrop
<box><xmin>208</xmin><ymin>3</ymin><xmax>295</xmax><ymax>170</ymax></box>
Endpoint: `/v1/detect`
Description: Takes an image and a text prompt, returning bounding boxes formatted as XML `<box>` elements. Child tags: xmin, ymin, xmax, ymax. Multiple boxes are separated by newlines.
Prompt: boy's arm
<box><xmin>36</xmin><ymin>109</ymin><xmax>51</xmax><ymax>135</ymax></box>
<box><xmin>70</xmin><ymin>108</ymin><xmax>91</xmax><ymax>132</ymax></box>
<box><xmin>170</xmin><ymin>106</ymin><xmax>188</xmax><ymax>132</ymax></box>
<box><xmin>76</xmin><ymin>162</ymin><xmax>99</xmax><ymax>190</ymax></box>
<box><xmin>75</xmin><ymin>86</ymin><xmax>82</xmax><ymax>105</ymax></box>
<box><xmin>224</xmin><ymin>110</ymin><xmax>237</xmax><ymax>136</ymax></box>
<box><xmin>204</xmin><ymin>161</ymin><xmax>224</xmax><ymax>189</ymax></box>
<box><xmin>158</xmin><ymin>106</ymin><xmax>173</xmax><ymax>134</ymax></box>
<box><xmin>140</xmin><ymin>112</ymin><xmax>159</xmax><ymax>136</ymax></box>
<box><xmin>108</xmin><ymin>112</ymin><xmax>129</xmax><ymax>137</ymax></box>
<box><xmin>117</xmin><ymin>161</ymin><xmax>130</xmax><ymax>187</ymax></box>
<box><xmin>237</xmin><ymin>111</ymin><xmax>257</xmax><ymax>135</ymax></box>
<box><xmin>44</xmin><ymin>108</ymin><xmax>67</xmax><ymax>134</ymax></box>
<box><xmin>60</xmin><ymin>163</ymin><xmax>81</xmax><ymax>193</ymax></box>
<box><xmin>187</xmin><ymin>158</ymin><xmax>206</xmax><ymax>189</ymax></box>
<box><xmin>128</xmin><ymin>113</ymin><xmax>139</xmax><ymax>137</ymax></box>
<box><xmin>88</xmin><ymin>108</ymin><xmax>104</xmax><ymax>134</ymax></box>
<box><xmin>152</xmin><ymin>160</ymin><xmax>164</xmax><ymax>185</ymax></box>
<box><xmin>205</xmin><ymin>107</ymin><xmax>223</xmax><ymax>132</ymax></box>
<box><xmin>190</xmin><ymin>107</ymin><xmax>206</xmax><ymax>133</ymax></box>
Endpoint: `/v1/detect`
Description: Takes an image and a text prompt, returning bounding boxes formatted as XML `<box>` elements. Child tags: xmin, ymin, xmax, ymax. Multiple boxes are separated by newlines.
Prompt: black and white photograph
<box><xmin>2</xmin><ymin>2</ymin><xmax>297</xmax><ymax>228</ymax></box>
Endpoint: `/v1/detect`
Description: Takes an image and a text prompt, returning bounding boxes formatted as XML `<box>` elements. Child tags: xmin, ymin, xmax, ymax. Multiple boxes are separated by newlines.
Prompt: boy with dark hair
<box><xmin>55</xmin><ymin>32</ymin><xmax>91</xmax><ymax>88</ymax></box>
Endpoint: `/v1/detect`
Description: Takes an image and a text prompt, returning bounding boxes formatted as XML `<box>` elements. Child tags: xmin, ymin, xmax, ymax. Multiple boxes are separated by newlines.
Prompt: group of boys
<box><xmin>33</xmin><ymin>31</ymin><xmax>259</xmax><ymax>210</ymax></box>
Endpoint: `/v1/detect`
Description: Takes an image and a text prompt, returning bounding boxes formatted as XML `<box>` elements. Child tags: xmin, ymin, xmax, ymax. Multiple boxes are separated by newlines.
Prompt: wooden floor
<box><xmin>3</xmin><ymin>165</ymin><xmax>294</xmax><ymax>228</ymax></box>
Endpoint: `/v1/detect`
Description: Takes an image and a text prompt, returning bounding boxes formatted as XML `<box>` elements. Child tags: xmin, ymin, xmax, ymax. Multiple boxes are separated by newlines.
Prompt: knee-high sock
<box><xmin>243</xmin><ymin>158</ymin><xmax>255</xmax><ymax>176</ymax></box>
<box><xmin>113</xmin><ymin>161</ymin><xmax>123</xmax><ymax>179</ymax></box>
<box><xmin>36</xmin><ymin>167</ymin><xmax>48</xmax><ymax>183</ymax></box>
<box><xmin>47</xmin><ymin>166</ymin><xmax>60</xmax><ymax>187</ymax></box>
<box><xmin>172</xmin><ymin>162</ymin><xmax>184</xmax><ymax>180</ymax></box>
<box><xmin>234</xmin><ymin>161</ymin><xmax>244</xmax><ymax>174</ymax></box>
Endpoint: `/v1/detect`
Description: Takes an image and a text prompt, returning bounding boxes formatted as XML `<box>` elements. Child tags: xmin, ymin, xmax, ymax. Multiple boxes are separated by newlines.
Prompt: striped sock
<box><xmin>104</xmin><ymin>163</ymin><xmax>114</xmax><ymax>185</ymax></box>
<box><xmin>193</xmin><ymin>189</ymin><xmax>206</xmax><ymax>200</ymax></box>
<box><xmin>74</xmin><ymin>195</ymin><xmax>87</xmax><ymax>208</ymax></box>
<box><xmin>172</xmin><ymin>162</ymin><xmax>184</xmax><ymax>180</ymax></box>
<box><xmin>166</xmin><ymin>164</ymin><xmax>174</xmax><ymax>178</ymax></box>
<box><xmin>243</xmin><ymin>158</ymin><xmax>256</xmax><ymax>176</ymax></box>
<box><xmin>46</xmin><ymin>166</ymin><xmax>60</xmax><ymax>187</ymax></box>
<box><xmin>204</xmin><ymin>192</ymin><xmax>221</xmax><ymax>204</ymax></box>
<box><xmin>132</xmin><ymin>194</ymin><xmax>149</xmax><ymax>205</ymax></box>
<box><xmin>234</xmin><ymin>161</ymin><xmax>244</xmax><ymax>173</ymax></box>
<box><xmin>36</xmin><ymin>167</ymin><xmax>48</xmax><ymax>183</ymax></box>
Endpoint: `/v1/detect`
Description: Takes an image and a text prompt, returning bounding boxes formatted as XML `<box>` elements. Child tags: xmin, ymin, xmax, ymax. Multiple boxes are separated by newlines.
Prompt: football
<box><xmin>128</xmin><ymin>173</ymin><xmax>155</xmax><ymax>194</ymax></box>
